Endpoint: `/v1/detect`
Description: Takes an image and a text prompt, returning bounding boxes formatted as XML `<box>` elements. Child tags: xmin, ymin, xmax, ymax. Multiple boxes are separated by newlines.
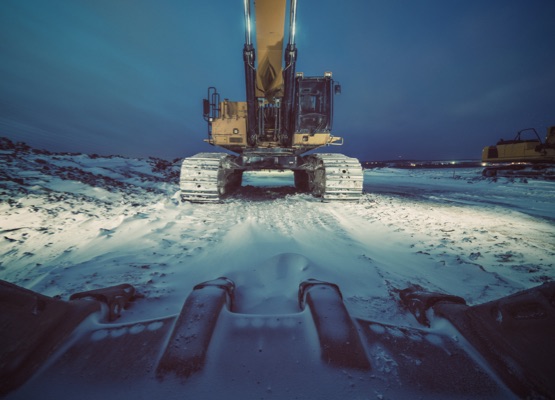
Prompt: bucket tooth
<box><xmin>299</xmin><ymin>279</ymin><xmax>370</xmax><ymax>370</ymax></box>
<box><xmin>156</xmin><ymin>277</ymin><xmax>235</xmax><ymax>379</ymax></box>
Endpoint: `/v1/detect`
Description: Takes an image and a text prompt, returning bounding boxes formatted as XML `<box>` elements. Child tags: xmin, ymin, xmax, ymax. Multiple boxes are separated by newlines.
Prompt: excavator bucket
<box><xmin>0</xmin><ymin>280</ymin><xmax>133</xmax><ymax>395</ymax></box>
<box><xmin>2</xmin><ymin>277</ymin><xmax>553</xmax><ymax>399</ymax></box>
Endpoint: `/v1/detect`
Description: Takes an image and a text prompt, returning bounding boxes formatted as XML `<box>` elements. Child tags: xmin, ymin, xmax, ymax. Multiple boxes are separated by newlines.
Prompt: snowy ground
<box><xmin>2</xmin><ymin>139</ymin><xmax>554</xmax><ymax>330</ymax></box>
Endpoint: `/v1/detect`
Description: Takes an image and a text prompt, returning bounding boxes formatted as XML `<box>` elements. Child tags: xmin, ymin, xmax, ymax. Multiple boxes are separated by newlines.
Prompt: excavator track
<box><xmin>308</xmin><ymin>153</ymin><xmax>363</xmax><ymax>200</ymax></box>
<box><xmin>180</xmin><ymin>153</ymin><xmax>228</xmax><ymax>202</ymax></box>
<box><xmin>181</xmin><ymin>153</ymin><xmax>363</xmax><ymax>202</ymax></box>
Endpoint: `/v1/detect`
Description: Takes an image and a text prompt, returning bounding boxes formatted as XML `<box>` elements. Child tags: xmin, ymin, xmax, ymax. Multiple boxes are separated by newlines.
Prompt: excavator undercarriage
<box><xmin>180</xmin><ymin>152</ymin><xmax>363</xmax><ymax>202</ymax></box>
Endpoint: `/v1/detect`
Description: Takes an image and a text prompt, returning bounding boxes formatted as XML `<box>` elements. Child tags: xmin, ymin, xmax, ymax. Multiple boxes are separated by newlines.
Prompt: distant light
<box><xmin>324</xmin><ymin>71</ymin><xmax>332</xmax><ymax>77</ymax></box>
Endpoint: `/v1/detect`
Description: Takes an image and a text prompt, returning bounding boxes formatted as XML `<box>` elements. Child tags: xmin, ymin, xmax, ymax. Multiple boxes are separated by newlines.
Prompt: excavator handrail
<box><xmin>514</xmin><ymin>127</ymin><xmax>542</xmax><ymax>143</ymax></box>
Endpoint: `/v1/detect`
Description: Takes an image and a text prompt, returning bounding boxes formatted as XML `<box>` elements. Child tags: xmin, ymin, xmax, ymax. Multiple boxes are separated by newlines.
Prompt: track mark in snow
<box><xmin>328</xmin><ymin>194</ymin><xmax>555</xmax><ymax>304</ymax></box>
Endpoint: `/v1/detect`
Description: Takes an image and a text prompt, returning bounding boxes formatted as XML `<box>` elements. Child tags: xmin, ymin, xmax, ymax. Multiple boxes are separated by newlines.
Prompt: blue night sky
<box><xmin>1</xmin><ymin>0</ymin><xmax>554</xmax><ymax>161</ymax></box>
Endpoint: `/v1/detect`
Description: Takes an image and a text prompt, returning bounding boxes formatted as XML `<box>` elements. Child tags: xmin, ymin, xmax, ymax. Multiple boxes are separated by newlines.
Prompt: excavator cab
<box><xmin>295</xmin><ymin>75</ymin><xmax>334</xmax><ymax>134</ymax></box>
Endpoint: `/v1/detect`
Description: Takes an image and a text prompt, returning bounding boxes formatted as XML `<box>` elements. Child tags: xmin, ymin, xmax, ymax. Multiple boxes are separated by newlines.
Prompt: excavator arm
<box><xmin>243</xmin><ymin>0</ymin><xmax>296</xmax><ymax>146</ymax></box>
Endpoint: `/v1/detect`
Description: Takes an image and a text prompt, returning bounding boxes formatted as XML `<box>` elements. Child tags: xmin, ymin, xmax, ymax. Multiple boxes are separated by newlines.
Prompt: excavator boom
<box><xmin>253</xmin><ymin>0</ymin><xmax>287</xmax><ymax>99</ymax></box>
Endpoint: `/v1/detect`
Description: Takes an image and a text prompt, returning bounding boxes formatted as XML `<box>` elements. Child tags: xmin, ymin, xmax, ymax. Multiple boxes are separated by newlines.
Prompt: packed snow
<box><xmin>1</xmin><ymin>138</ymin><xmax>554</xmax><ymax>398</ymax></box>
<box><xmin>1</xmin><ymin>141</ymin><xmax>554</xmax><ymax>325</ymax></box>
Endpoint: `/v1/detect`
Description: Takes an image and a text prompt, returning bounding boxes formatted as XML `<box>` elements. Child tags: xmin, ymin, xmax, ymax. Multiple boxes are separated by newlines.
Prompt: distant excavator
<box><xmin>179</xmin><ymin>0</ymin><xmax>363</xmax><ymax>202</ymax></box>
<box><xmin>481</xmin><ymin>126</ymin><xmax>555</xmax><ymax>178</ymax></box>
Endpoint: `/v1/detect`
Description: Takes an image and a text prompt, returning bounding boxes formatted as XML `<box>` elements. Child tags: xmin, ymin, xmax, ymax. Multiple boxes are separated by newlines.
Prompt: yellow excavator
<box><xmin>481</xmin><ymin>126</ymin><xmax>555</xmax><ymax>177</ymax></box>
<box><xmin>179</xmin><ymin>0</ymin><xmax>363</xmax><ymax>201</ymax></box>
